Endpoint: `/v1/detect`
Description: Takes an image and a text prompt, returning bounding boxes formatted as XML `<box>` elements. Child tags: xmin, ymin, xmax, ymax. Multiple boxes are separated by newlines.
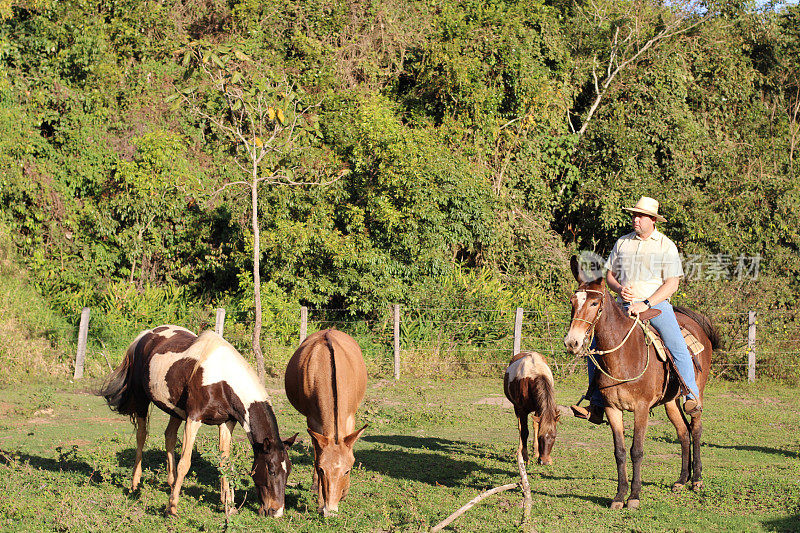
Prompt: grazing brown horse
<box><xmin>503</xmin><ymin>351</ymin><xmax>560</xmax><ymax>466</ymax></box>
<box><xmin>99</xmin><ymin>325</ymin><xmax>296</xmax><ymax>517</ymax></box>
<box><xmin>563</xmin><ymin>257</ymin><xmax>720</xmax><ymax>509</ymax></box>
<box><xmin>284</xmin><ymin>329</ymin><xmax>367</xmax><ymax>517</ymax></box>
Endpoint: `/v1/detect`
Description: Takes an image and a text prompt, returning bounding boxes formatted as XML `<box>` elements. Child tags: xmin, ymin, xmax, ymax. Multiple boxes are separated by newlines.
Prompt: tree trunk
<box><xmin>251</xmin><ymin>174</ymin><xmax>266</xmax><ymax>382</ymax></box>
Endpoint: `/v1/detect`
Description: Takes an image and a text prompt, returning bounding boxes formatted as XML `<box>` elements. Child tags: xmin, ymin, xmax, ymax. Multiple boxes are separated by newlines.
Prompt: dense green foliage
<box><xmin>0</xmin><ymin>0</ymin><xmax>798</xmax><ymax>350</ymax></box>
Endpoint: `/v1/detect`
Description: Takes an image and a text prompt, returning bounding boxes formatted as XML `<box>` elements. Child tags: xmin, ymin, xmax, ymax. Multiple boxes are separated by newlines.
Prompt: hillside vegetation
<box><xmin>0</xmin><ymin>225</ymin><xmax>73</xmax><ymax>382</ymax></box>
<box><xmin>0</xmin><ymin>0</ymin><xmax>798</xmax><ymax>377</ymax></box>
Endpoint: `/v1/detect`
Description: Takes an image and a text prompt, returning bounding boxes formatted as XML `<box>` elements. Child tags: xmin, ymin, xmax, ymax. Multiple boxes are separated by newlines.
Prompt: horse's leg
<box><xmin>532</xmin><ymin>415</ymin><xmax>540</xmax><ymax>462</ymax></box>
<box><xmin>168</xmin><ymin>418</ymin><xmax>201</xmax><ymax>516</ymax></box>
<box><xmin>626</xmin><ymin>404</ymin><xmax>650</xmax><ymax>509</ymax></box>
<box><xmin>164</xmin><ymin>416</ymin><xmax>182</xmax><ymax>488</ymax></box>
<box><xmin>689</xmin><ymin>409</ymin><xmax>703</xmax><ymax>490</ymax></box>
<box><xmin>218</xmin><ymin>420</ymin><xmax>236</xmax><ymax>510</ymax></box>
<box><xmin>131</xmin><ymin>415</ymin><xmax>148</xmax><ymax>491</ymax></box>
<box><xmin>310</xmin><ymin>438</ymin><xmax>319</xmax><ymax>492</ymax></box>
<box><xmin>515</xmin><ymin>407</ymin><xmax>530</xmax><ymax>463</ymax></box>
<box><xmin>606</xmin><ymin>407</ymin><xmax>628</xmax><ymax>510</ymax></box>
<box><xmin>664</xmin><ymin>400</ymin><xmax>691</xmax><ymax>491</ymax></box>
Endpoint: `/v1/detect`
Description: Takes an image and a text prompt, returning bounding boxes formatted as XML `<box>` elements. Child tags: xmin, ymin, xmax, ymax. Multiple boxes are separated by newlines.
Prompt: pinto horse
<box><xmin>284</xmin><ymin>329</ymin><xmax>367</xmax><ymax>517</ymax></box>
<box><xmin>563</xmin><ymin>257</ymin><xmax>721</xmax><ymax>509</ymax></box>
<box><xmin>99</xmin><ymin>325</ymin><xmax>296</xmax><ymax>517</ymax></box>
<box><xmin>503</xmin><ymin>351</ymin><xmax>560</xmax><ymax>466</ymax></box>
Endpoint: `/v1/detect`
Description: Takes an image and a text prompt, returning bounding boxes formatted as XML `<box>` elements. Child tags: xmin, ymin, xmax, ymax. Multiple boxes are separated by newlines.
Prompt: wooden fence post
<box><xmin>73</xmin><ymin>307</ymin><xmax>90</xmax><ymax>380</ymax></box>
<box><xmin>393</xmin><ymin>304</ymin><xmax>400</xmax><ymax>380</ymax></box>
<box><xmin>748</xmin><ymin>310</ymin><xmax>756</xmax><ymax>383</ymax></box>
<box><xmin>215</xmin><ymin>308</ymin><xmax>226</xmax><ymax>337</ymax></box>
<box><xmin>513</xmin><ymin>307</ymin><xmax>524</xmax><ymax>357</ymax></box>
<box><xmin>300</xmin><ymin>306</ymin><xmax>308</xmax><ymax>344</ymax></box>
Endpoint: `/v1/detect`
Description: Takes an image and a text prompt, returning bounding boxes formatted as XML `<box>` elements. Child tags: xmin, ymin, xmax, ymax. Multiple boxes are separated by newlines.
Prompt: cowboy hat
<box><xmin>623</xmin><ymin>196</ymin><xmax>667</xmax><ymax>222</ymax></box>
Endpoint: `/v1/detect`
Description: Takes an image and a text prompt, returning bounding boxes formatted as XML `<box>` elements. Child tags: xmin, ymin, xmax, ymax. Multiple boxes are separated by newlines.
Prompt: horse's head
<box><xmin>307</xmin><ymin>425</ymin><xmax>368</xmax><ymax>517</ymax></box>
<box><xmin>564</xmin><ymin>255</ymin><xmax>606</xmax><ymax>354</ymax></box>
<box><xmin>251</xmin><ymin>433</ymin><xmax>297</xmax><ymax>517</ymax></box>
<box><xmin>535</xmin><ymin>410</ymin><xmax>561</xmax><ymax>465</ymax></box>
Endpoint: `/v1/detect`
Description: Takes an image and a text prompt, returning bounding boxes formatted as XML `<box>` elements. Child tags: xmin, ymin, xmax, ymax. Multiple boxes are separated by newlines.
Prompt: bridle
<box><xmin>569</xmin><ymin>284</ymin><xmax>651</xmax><ymax>383</ymax></box>
<box><xmin>570</xmin><ymin>287</ymin><xmax>606</xmax><ymax>350</ymax></box>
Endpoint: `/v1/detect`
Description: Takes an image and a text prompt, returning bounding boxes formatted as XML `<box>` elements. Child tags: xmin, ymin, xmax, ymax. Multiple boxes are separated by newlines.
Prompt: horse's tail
<box><xmin>97</xmin><ymin>334</ymin><xmax>144</xmax><ymax>423</ymax></box>
<box><xmin>674</xmin><ymin>306</ymin><xmax>724</xmax><ymax>351</ymax></box>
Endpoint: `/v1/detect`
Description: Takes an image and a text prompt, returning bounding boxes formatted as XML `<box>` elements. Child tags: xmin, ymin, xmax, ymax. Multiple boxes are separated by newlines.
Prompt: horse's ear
<box><xmin>307</xmin><ymin>428</ymin><xmax>330</xmax><ymax>452</ymax></box>
<box><xmin>283</xmin><ymin>432</ymin><xmax>299</xmax><ymax>448</ymax></box>
<box><xmin>343</xmin><ymin>424</ymin><xmax>368</xmax><ymax>449</ymax></box>
<box><xmin>571</xmin><ymin>253</ymin><xmax>604</xmax><ymax>283</ymax></box>
<box><xmin>570</xmin><ymin>255</ymin><xmax>582</xmax><ymax>282</ymax></box>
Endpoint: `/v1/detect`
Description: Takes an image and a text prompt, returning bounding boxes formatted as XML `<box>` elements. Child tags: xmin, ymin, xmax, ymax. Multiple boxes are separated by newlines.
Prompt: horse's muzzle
<box><xmin>259</xmin><ymin>505</ymin><xmax>284</xmax><ymax>518</ymax></box>
<box><xmin>563</xmin><ymin>334</ymin><xmax>582</xmax><ymax>354</ymax></box>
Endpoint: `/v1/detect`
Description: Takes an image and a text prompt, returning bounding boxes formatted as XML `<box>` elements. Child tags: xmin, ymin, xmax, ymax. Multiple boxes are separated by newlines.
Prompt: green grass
<box><xmin>0</xmin><ymin>376</ymin><xmax>798</xmax><ymax>532</ymax></box>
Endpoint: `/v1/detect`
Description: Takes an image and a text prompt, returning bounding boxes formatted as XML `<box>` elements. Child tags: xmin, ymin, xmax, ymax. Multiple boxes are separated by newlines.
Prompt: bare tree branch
<box><xmin>577</xmin><ymin>7</ymin><xmax>711</xmax><ymax>136</ymax></box>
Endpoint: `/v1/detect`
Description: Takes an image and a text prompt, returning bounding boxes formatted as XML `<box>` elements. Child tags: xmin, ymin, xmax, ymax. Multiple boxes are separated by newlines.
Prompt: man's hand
<box><xmin>628</xmin><ymin>301</ymin><xmax>648</xmax><ymax>317</ymax></box>
<box><xmin>620</xmin><ymin>286</ymin><xmax>635</xmax><ymax>302</ymax></box>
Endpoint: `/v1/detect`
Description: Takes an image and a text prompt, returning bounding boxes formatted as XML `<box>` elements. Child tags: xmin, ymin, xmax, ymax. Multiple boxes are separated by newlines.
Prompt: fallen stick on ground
<box><xmin>430</xmin><ymin>482</ymin><xmax>519</xmax><ymax>533</ymax></box>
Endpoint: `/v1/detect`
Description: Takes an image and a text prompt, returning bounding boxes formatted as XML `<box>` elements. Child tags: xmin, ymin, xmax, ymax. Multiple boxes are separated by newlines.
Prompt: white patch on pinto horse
<box><xmin>505</xmin><ymin>352</ymin><xmax>554</xmax><ymax>386</ymax></box>
<box><xmin>147</xmin><ymin>326</ymin><xmax>199</xmax><ymax>418</ymax></box>
<box><xmin>196</xmin><ymin>332</ymin><xmax>270</xmax><ymax>431</ymax></box>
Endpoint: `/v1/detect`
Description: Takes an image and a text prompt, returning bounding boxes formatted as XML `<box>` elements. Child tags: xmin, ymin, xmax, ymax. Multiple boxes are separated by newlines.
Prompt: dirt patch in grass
<box><xmin>0</xmin><ymin>401</ymin><xmax>18</xmax><ymax>415</ymax></box>
<box><xmin>475</xmin><ymin>396</ymin><xmax>513</xmax><ymax>408</ymax></box>
<box><xmin>60</xmin><ymin>438</ymin><xmax>91</xmax><ymax>447</ymax></box>
<box><xmin>86</xmin><ymin>416</ymin><xmax>129</xmax><ymax>424</ymax></box>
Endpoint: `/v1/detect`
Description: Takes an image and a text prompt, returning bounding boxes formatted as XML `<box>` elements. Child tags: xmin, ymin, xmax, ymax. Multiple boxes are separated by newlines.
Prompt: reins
<box><xmin>572</xmin><ymin>287</ymin><xmax>652</xmax><ymax>384</ymax></box>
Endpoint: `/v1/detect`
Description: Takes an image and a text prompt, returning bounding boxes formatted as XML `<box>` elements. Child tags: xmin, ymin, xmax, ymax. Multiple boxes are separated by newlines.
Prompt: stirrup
<box><xmin>570</xmin><ymin>404</ymin><xmax>605</xmax><ymax>425</ymax></box>
<box><xmin>684</xmin><ymin>397</ymin><xmax>702</xmax><ymax>416</ymax></box>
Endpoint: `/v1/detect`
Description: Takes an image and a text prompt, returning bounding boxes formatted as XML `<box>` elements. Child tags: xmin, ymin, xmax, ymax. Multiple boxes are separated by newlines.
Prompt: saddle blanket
<box><xmin>642</xmin><ymin>324</ymin><xmax>704</xmax><ymax>370</ymax></box>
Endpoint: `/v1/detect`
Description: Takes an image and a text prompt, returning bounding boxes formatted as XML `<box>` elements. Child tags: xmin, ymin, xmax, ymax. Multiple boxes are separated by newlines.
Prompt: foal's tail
<box><xmin>674</xmin><ymin>306</ymin><xmax>724</xmax><ymax>351</ymax></box>
<box><xmin>97</xmin><ymin>333</ymin><xmax>145</xmax><ymax>422</ymax></box>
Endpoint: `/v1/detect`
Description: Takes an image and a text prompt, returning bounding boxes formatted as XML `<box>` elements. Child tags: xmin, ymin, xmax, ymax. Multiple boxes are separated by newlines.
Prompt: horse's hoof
<box><xmin>626</xmin><ymin>499</ymin><xmax>640</xmax><ymax>510</ymax></box>
<box><xmin>672</xmin><ymin>483</ymin><xmax>685</xmax><ymax>492</ymax></box>
<box><xmin>610</xmin><ymin>500</ymin><xmax>624</xmax><ymax>510</ymax></box>
<box><xmin>692</xmin><ymin>480</ymin><xmax>704</xmax><ymax>491</ymax></box>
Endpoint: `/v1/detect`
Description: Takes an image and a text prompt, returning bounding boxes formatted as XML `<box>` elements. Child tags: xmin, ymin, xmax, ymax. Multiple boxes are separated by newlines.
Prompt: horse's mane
<box><xmin>674</xmin><ymin>306</ymin><xmax>724</xmax><ymax>351</ymax></box>
<box><xmin>323</xmin><ymin>330</ymin><xmax>341</xmax><ymax>443</ymax></box>
<box><xmin>534</xmin><ymin>375</ymin><xmax>559</xmax><ymax>431</ymax></box>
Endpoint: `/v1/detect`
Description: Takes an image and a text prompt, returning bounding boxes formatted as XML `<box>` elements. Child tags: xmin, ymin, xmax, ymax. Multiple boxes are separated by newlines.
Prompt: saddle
<box><xmin>639</xmin><ymin>318</ymin><xmax>704</xmax><ymax>397</ymax></box>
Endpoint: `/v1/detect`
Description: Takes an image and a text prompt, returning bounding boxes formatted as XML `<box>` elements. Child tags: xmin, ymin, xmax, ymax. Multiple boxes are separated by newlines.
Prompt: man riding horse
<box><xmin>571</xmin><ymin>196</ymin><xmax>702</xmax><ymax>424</ymax></box>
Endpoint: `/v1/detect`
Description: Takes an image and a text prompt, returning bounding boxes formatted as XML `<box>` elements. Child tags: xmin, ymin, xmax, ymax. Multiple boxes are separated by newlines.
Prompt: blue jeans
<box><xmin>587</xmin><ymin>300</ymin><xmax>699</xmax><ymax>406</ymax></box>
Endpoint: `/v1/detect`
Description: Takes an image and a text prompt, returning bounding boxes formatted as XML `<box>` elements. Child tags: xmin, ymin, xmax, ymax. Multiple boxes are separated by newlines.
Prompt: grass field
<box><xmin>0</xmin><ymin>374</ymin><xmax>798</xmax><ymax>532</ymax></box>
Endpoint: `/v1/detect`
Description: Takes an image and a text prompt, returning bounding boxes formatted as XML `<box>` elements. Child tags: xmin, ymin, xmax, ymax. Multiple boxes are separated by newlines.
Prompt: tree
<box><xmin>173</xmin><ymin>41</ymin><xmax>335</xmax><ymax>380</ymax></box>
<box><xmin>568</xmin><ymin>0</ymin><xmax>712</xmax><ymax>136</ymax></box>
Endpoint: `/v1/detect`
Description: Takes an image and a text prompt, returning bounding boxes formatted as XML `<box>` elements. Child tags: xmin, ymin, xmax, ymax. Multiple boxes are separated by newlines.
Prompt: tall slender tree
<box><xmin>173</xmin><ymin>42</ymin><xmax>334</xmax><ymax>380</ymax></box>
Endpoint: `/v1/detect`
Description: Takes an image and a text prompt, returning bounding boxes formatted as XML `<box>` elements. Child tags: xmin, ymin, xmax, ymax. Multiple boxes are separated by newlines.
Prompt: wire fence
<box><xmin>229</xmin><ymin>306</ymin><xmax>800</xmax><ymax>382</ymax></box>
<box><xmin>78</xmin><ymin>305</ymin><xmax>800</xmax><ymax>383</ymax></box>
